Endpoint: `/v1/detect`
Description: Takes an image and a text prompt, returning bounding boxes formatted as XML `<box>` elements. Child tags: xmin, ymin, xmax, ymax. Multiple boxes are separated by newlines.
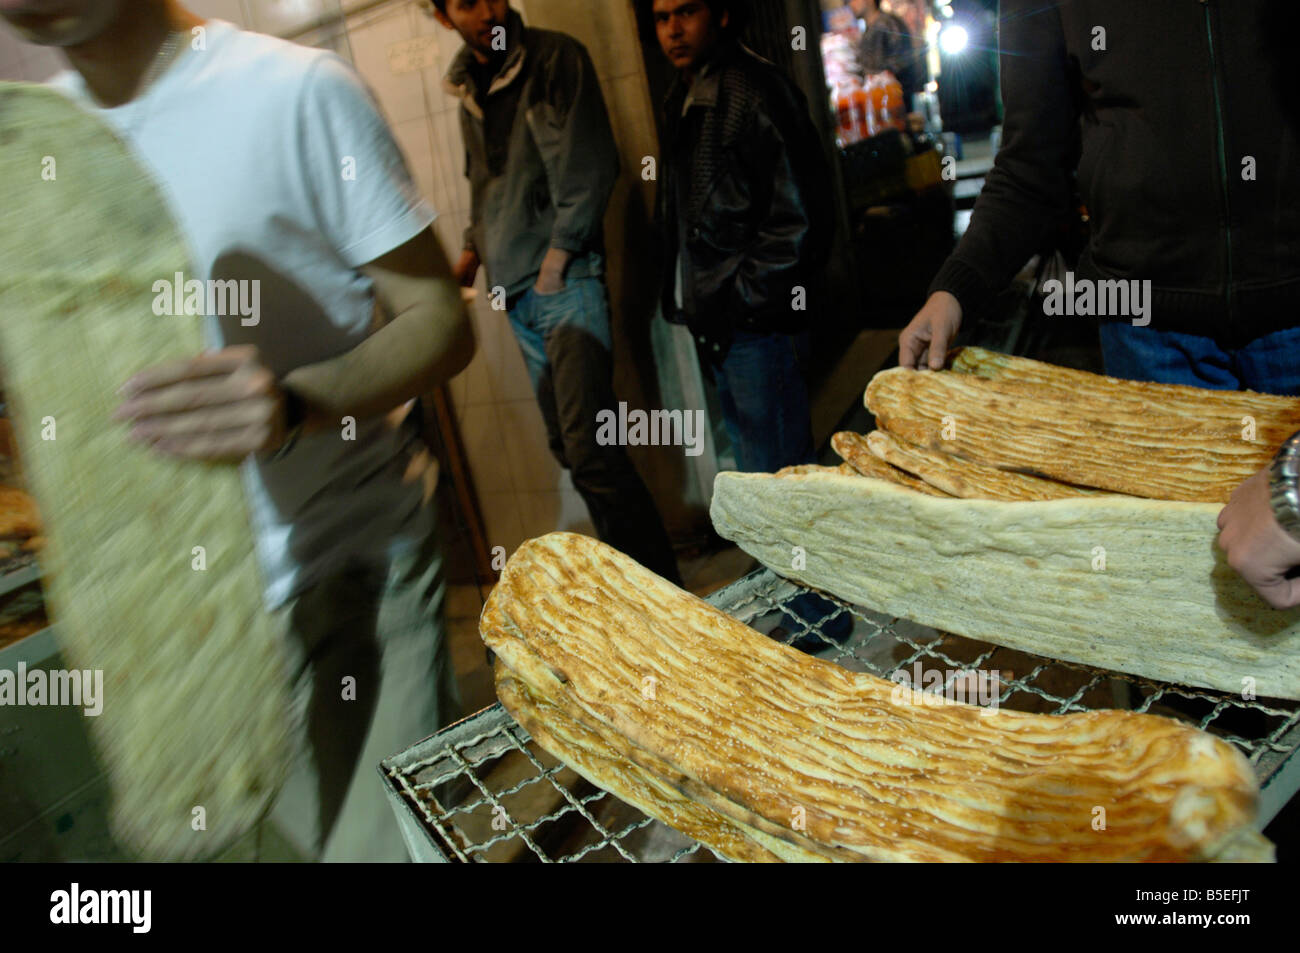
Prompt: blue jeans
<box><xmin>710</xmin><ymin>329</ymin><xmax>840</xmax><ymax>647</ymax></box>
<box><xmin>507</xmin><ymin>278</ymin><xmax>679</xmax><ymax>583</ymax></box>
<box><xmin>712</xmin><ymin>331</ymin><xmax>816</xmax><ymax>472</ymax></box>
<box><xmin>1099</xmin><ymin>323</ymin><xmax>1300</xmax><ymax>396</ymax></box>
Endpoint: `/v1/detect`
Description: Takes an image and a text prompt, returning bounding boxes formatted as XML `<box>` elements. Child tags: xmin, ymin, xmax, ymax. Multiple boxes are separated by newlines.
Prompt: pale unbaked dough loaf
<box><xmin>711</xmin><ymin>468</ymin><xmax>1300</xmax><ymax>700</ymax></box>
<box><xmin>0</xmin><ymin>84</ymin><xmax>293</xmax><ymax>859</ymax></box>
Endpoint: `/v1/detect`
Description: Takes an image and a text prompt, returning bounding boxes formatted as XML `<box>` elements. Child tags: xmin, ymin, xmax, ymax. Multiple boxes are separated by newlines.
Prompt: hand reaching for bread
<box><xmin>899</xmin><ymin>291</ymin><xmax>963</xmax><ymax>370</ymax></box>
<box><xmin>1218</xmin><ymin>467</ymin><xmax>1300</xmax><ymax>609</ymax></box>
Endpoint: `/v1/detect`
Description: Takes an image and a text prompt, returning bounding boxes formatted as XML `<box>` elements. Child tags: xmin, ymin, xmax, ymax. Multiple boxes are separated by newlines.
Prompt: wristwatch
<box><xmin>1269</xmin><ymin>429</ymin><xmax>1300</xmax><ymax>543</ymax></box>
<box><xmin>271</xmin><ymin>382</ymin><xmax>306</xmax><ymax>462</ymax></box>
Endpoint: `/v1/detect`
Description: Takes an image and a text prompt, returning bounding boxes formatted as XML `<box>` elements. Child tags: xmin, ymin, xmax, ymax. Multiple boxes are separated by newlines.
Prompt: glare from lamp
<box><xmin>940</xmin><ymin>24</ymin><xmax>968</xmax><ymax>55</ymax></box>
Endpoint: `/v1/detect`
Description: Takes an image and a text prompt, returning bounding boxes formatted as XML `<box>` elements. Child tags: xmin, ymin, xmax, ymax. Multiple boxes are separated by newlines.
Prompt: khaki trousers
<box><xmin>264</xmin><ymin>526</ymin><xmax>461</xmax><ymax>862</ymax></box>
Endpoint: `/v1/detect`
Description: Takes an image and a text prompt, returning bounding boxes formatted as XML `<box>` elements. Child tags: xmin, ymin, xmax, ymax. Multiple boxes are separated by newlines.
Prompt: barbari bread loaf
<box><xmin>711</xmin><ymin>468</ymin><xmax>1300</xmax><ymax>700</ymax></box>
<box><xmin>0</xmin><ymin>84</ymin><xmax>293</xmax><ymax>859</ymax></box>
<box><xmin>841</xmin><ymin>429</ymin><xmax>1101</xmax><ymax>501</ymax></box>
<box><xmin>865</xmin><ymin>358</ymin><xmax>1300</xmax><ymax>502</ymax></box>
<box><xmin>495</xmin><ymin>666</ymin><xmax>832</xmax><ymax>862</ymax></box>
<box><xmin>830</xmin><ymin>431</ymin><xmax>951</xmax><ymax>496</ymax></box>
<box><xmin>483</xmin><ymin>533</ymin><xmax>1273</xmax><ymax>861</ymax></box>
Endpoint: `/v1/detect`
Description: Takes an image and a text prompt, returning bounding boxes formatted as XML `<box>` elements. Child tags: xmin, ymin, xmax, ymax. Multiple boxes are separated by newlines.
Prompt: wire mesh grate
<box><xmin>381</xmin><ymin>567</ymin><xmax>1300</xmax><ymax>863</ymax></box>
<box><xmin>384</xmin><ymin>710</ymin><xmax>713</xmax><ymax>863</ymax></box>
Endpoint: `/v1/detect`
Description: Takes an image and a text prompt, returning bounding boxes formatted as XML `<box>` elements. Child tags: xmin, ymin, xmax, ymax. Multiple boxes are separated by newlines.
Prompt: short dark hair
<box><xmin>635</xmin><ymin>0</ymin><xmax>749</xmax><ymax>39</ymax></box>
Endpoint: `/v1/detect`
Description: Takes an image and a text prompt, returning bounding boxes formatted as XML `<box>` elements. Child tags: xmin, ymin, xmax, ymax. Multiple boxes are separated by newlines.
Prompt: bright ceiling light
<box><xmin>940</xmin><ymin>24</ymin><xmax>969</xmax><ymax>55</ymax></box>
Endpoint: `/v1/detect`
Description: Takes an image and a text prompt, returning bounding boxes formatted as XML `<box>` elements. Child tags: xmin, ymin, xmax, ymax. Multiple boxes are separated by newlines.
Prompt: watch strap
<box><xmin>1269</xmin><ymin>430</ymin><xmax>1300</xmax><ymax>543</ymax></box>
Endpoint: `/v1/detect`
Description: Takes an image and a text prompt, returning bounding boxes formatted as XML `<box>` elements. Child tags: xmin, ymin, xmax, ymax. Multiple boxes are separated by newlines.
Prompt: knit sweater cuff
<box><xmin>928</xmin><ymin>257</ymin><xmax>997</xmax><ymax>320</ymax></box>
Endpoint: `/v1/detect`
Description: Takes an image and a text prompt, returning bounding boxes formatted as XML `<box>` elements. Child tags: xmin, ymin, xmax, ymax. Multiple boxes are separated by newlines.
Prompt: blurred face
<box><xmin>434</xmin><ymin>0</ymin><xmax>509</xmax><ymax>59</ymax></box>
<box><xmin>652</xmin><ymin>0</ymin><xmax>726</xmax><ymax>73</ymax></box>
<box><xmin>0</xmin><ymin>0</ymin><xmax>124</xmax><ymax>47</ymax></box>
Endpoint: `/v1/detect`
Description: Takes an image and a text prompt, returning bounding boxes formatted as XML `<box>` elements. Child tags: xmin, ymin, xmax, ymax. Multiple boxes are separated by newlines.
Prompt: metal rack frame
<box><xmin>380</xmin><ymin>568</ymin><xmax>1300</xmax><ymax>863</ymax></box>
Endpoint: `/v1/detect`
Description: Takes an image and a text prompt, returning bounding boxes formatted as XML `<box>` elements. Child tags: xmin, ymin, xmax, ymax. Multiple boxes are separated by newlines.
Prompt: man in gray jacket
<box><xmin>431</xmin><ymin>0</ymin><xmax>680</xmax><ymax>583</ymax></box>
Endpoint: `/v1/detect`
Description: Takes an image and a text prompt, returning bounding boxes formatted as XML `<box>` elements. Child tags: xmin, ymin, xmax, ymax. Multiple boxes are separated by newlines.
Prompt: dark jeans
<box><xmin>708</xmin><ymin>328</ymin><xmax>842</xmax><ymax>646</ymax></box>
<box><xmin>1099</xmin><ymin>322</ymin><xmax>1300</xmax><ymax>396</ymax></box>
<box><xmin>508</xmin><ymin>277</ymin><xmax>681</xmax><ymax>583</ymax></box>
<box><xmin>712</xmin><ymin>330</ymin><xmax>816</xmax><ymax>472</ymax></box>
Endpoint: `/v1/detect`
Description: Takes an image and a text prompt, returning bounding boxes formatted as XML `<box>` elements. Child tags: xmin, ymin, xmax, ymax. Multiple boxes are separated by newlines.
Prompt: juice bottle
<box><xmin>855</xmin><ymin>79</ymin><xmax>875</xmax><ymax>139</ymax></box>
<box><xmin>837</xmin><ymin>79</ymin><xmax>865</xmax><ymax>145</ymax></box>
<box><xmin>882</xmin><ymin>73</ymin><xmax>906</xmax><ymax>130</ymax></box>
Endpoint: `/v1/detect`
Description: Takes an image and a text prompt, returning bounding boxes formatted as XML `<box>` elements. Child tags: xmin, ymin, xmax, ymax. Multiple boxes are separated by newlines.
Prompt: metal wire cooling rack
<box><xmin>379</xmin><ymin>567</ymin><xmax>1300</xmax><ymax>863</ymax></box>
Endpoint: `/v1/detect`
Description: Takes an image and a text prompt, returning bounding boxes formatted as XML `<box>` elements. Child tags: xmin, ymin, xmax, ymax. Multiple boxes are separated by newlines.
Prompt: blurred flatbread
<box><xmin>0</xmin><ymin>82</ymin><xmax>292</xmax><ymax>860</ymax></box>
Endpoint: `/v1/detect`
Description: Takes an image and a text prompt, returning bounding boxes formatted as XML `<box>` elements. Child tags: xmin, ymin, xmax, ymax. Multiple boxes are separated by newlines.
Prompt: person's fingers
<box><xmin>116</xmin><ymin>379</ymin><xmax>222</xmax><ymax>419</ymax></box>
<box><xmin>128</xmin><ymin>399</ymin><xmax>275</xmax><ymax>440</ymax></box>
<box><xmin>1216</xmin><ymin>503</ymin><xmax>1229</xmax><ymax>531</ymax></box>
<box><xmin>1253</xmin><ymin>574</ymin><xmax>1300</xmax><ymax>610</ymax></box>
<box><xmin>927</xmin><ymin>326</ymin><xmax>949</xmax><ymax>370</ymax></box>
<box><xmin>1281</xmin><ymin>577</ymin><xmax>1300</xmax><ymax>610</ymax></box>
<box><xmin>117</xmin><ymin>362</ymin><xmax>273</xmax><ymax>420</ymax></box>
<box><xmin>150</xmin><ymin>426</ymin><xmax>272</xmax><ymax>462</ymax></box>
<box><xmin>898</xmin><ymin>324</ymin><xmax>930</xmax><ymax>369</ymax></box>
<box><xmin>120</xmin><ymin>346</ymin><xmax>257</xmax><ymax>397</ymax></box>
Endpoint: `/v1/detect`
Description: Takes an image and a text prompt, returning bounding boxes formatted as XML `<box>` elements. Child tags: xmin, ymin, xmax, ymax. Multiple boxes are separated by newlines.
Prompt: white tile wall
<box><xmin>188</xmin><ymin>0</ymin><xmax>251</xmax><ymax>26</ymax></box>
<box><xmin>496</xmin><ymin>399</ymin><xmax>562</xmax><ymax>491</ymax></box>
<box><xmin>516</xmin><ymin>491</ymin><xmax>562</xmax><ymax>541</ymax></box>
<box><xmin>245</xmin><ymin>0</ymin><xmax>338</xmax><ymax>37</ymax></box>
<box><xmin>459</xmin><ymin>403</ymin><xmax>513</xmax><ymax>495</ymax></box>
<box><xmin>479</xmin><ymin>490</ymin><xmax>526</xmax><ymax>555</ymax></box>
<box><xmin>390</xmin><ymin>114</ymin><xmax>438</xmax><ymax>204</ymax></box>
<box><xmin>348</xmin><ymin>8</ymin><xmax>431</xmax><ymax>124</ymax></box>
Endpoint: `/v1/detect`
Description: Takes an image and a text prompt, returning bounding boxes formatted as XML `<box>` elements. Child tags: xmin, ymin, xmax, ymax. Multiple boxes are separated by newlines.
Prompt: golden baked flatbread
<box><xmin>484</xmin><ymin>533</ymin><xmax>1272</xmax><ymax>861</ymax></box>
<box><xmin>831</xmin><ymin>431</ymin><xmax>951</xmax><ymax>496</ymax></box>
<box><xmin>862</xmin><ymin>429</ymin><xmax>1104</xmax><ymax>501</ymax></box>
<box><xmin>866</xmin><ymin>360</ymin><xmax>1300</xmax><ymax>501</ymax></box>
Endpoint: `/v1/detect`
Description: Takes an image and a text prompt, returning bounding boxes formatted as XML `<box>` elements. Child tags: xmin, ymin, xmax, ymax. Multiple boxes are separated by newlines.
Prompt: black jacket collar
<box><xmin>664</xmin><ymin>39</ymin><xmax>759</xmax><ymax>115</ymax></box>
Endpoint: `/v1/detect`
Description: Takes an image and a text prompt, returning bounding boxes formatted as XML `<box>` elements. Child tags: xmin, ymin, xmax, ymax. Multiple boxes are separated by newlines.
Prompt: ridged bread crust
<box><xmin>831</xmin><ymin>431</ymin><xmax>951</xmax><ymax>496</ymax></box>
<box><xmin>860</xmin><ymin>430</ymin><xmax>1102</xmax><ymax>501</ymax></box>
<box><xmin>483</xmin><ymin>533</ymin><xmax>1272</xmax><ymax>862</ymax></box>
<box><xmin>865</xmin><ymin>361</ymin><xmax>1300</xmax><ymax>502</ymax></box>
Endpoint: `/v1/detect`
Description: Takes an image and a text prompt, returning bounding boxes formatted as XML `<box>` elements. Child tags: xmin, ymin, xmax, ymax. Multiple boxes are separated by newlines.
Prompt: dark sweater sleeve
<box><xmin>928</xmin><ymin>0</ymin><xmax>1077</xmax><ymax>317</ymax></box>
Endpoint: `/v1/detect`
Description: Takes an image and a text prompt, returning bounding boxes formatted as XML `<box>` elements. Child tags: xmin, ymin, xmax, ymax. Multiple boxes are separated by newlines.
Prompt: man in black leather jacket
<box><xmin>649</xmin><ymin>0</ymin><xmax>835</xmax><ymax>473</ymax></box>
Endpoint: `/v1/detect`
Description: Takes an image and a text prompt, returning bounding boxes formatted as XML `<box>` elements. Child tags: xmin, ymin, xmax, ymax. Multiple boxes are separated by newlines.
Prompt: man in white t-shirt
<box><xmin>0</xmin><ymin>0</ymin><xmax>476</xmax><ymax>861</ymax></box>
